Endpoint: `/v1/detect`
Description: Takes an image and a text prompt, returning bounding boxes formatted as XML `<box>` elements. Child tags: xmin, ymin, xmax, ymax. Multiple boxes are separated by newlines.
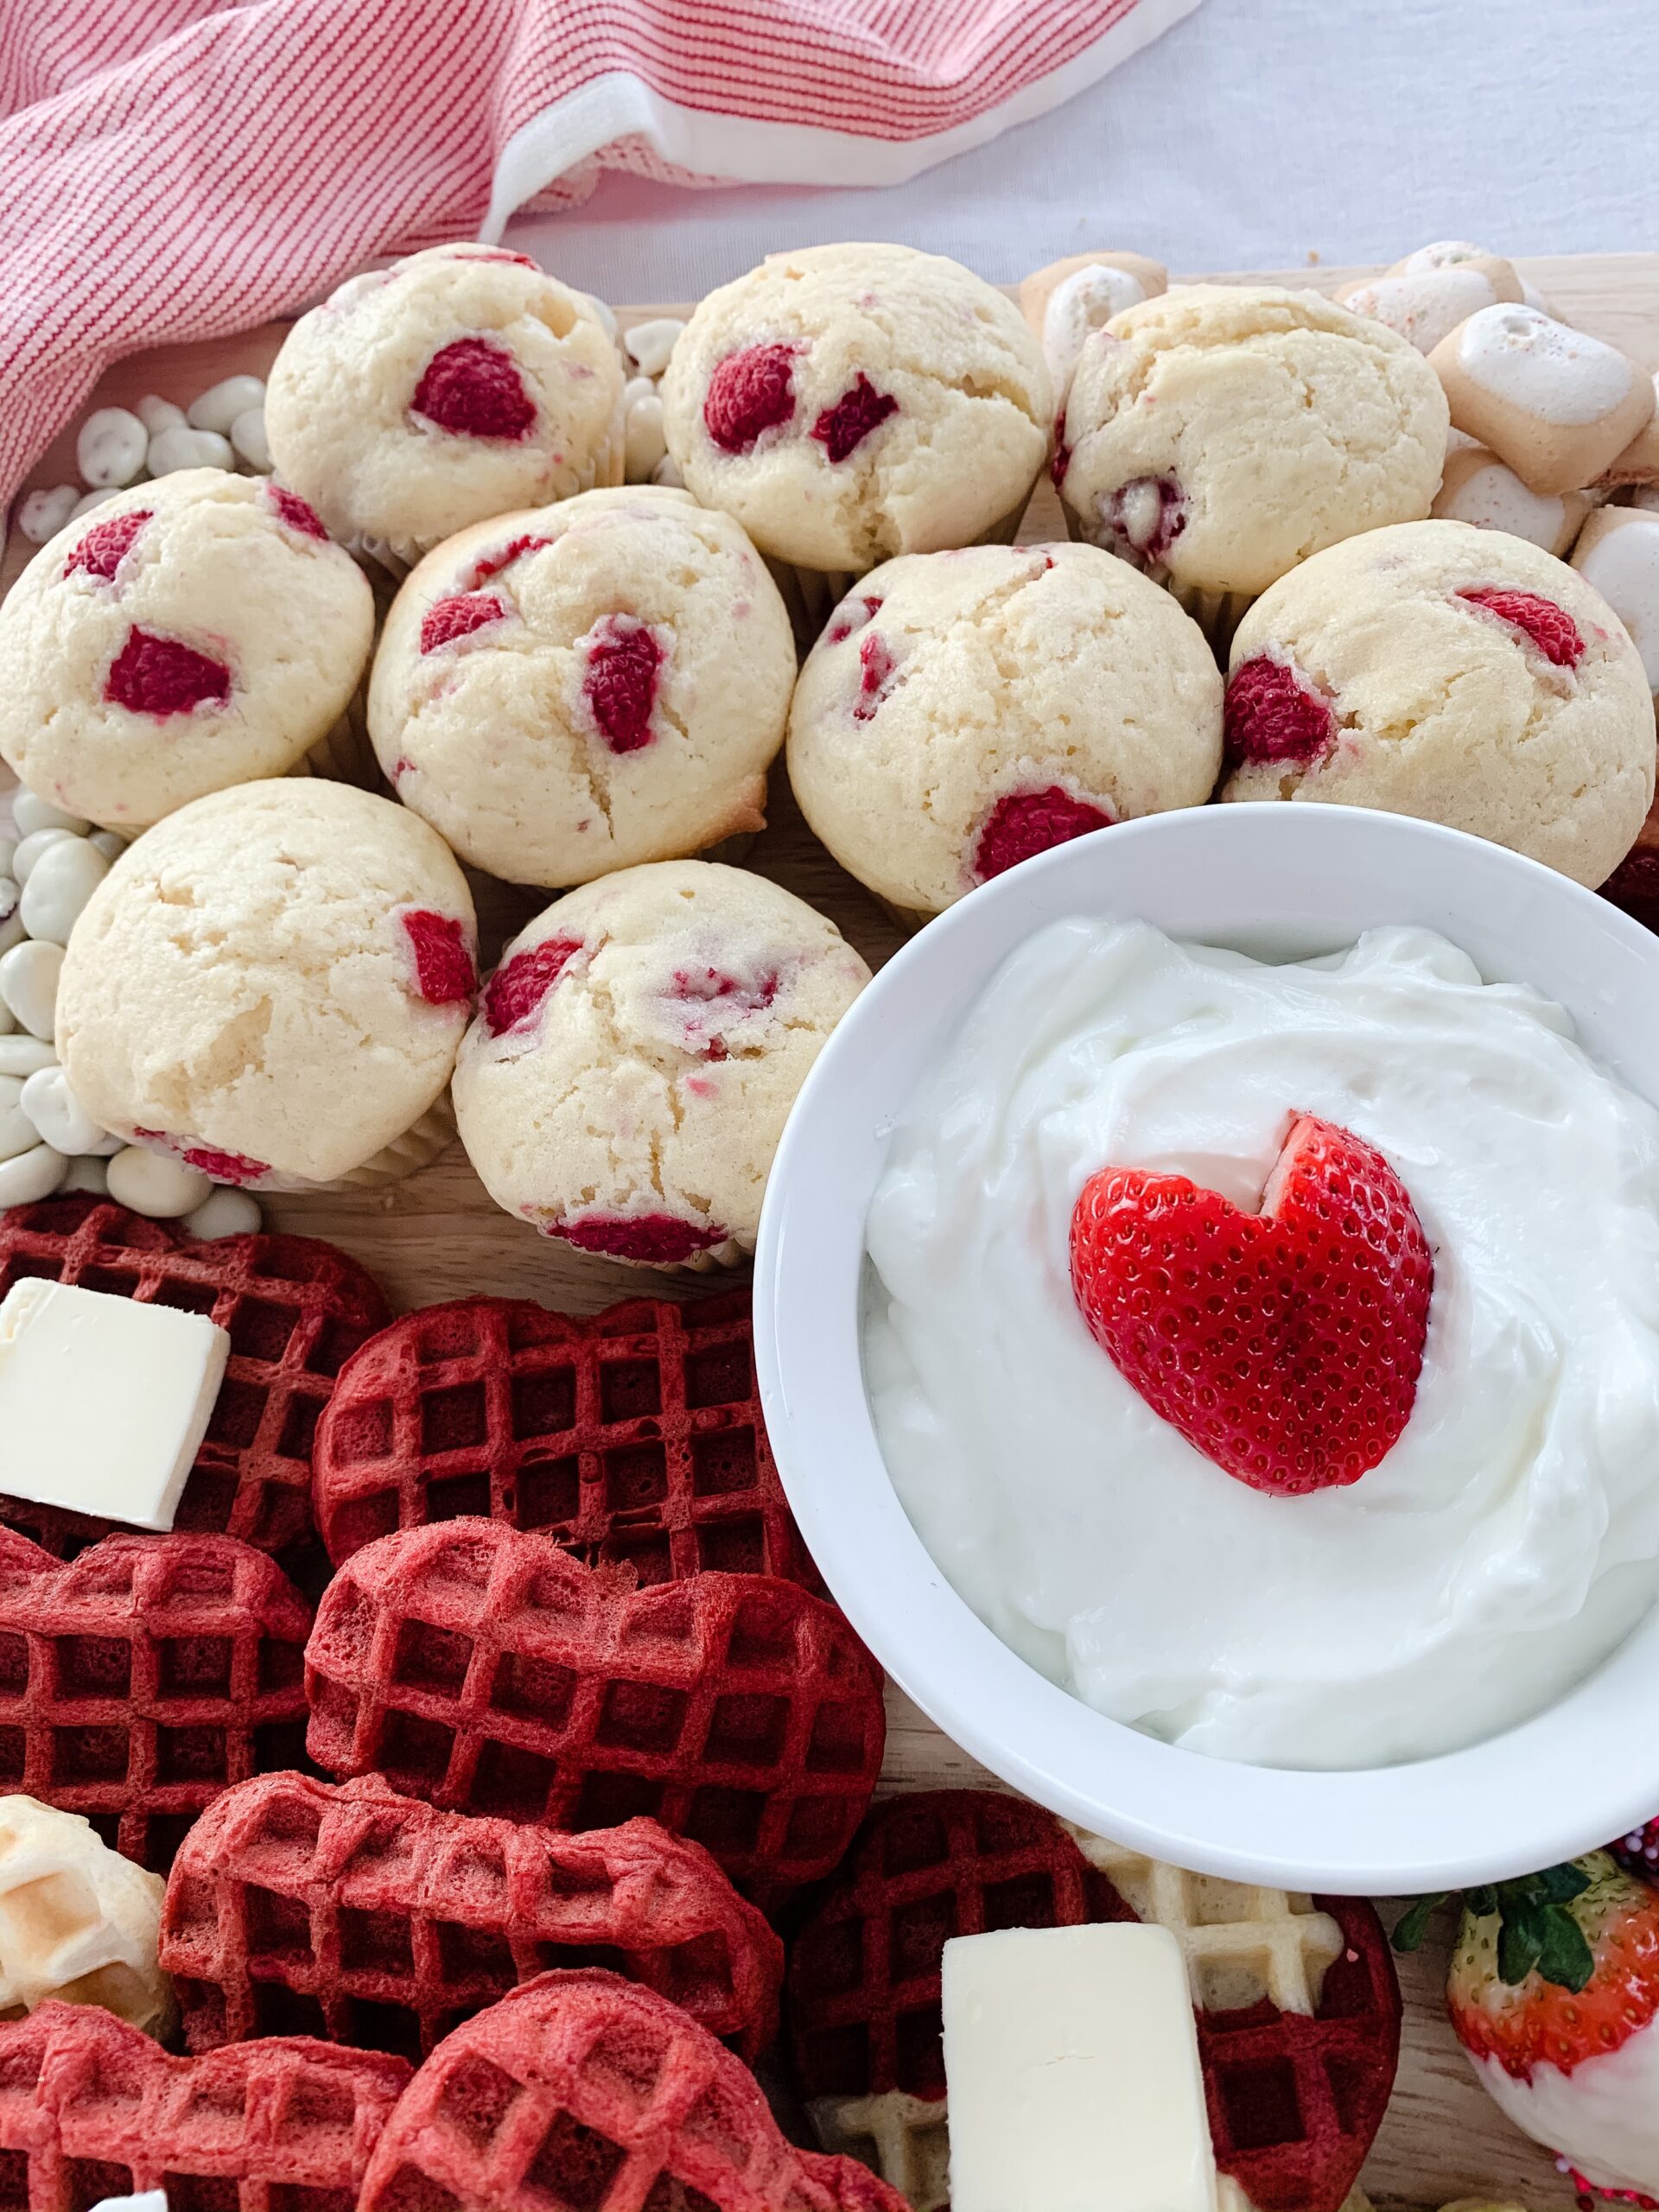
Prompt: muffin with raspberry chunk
<box><xmin>265</xmin><ymin>243</ymin><xmax>624</xmax><ymax>565</ymax></box>
<box><xmin>0</xmin><ymin>471</ymin><xmax>374</xmax><ymax>830</ymax></box>
<box><xmin>787</xmin><ymin>541</ymin><xmax>1223</xmax><ymax>923</ymax></box>
<box><xmin>368</xmin><ymin>487</ymin><xmax>796</xmax><ymax>887</ymax></box>
<box><xmin>453</xmin><ymin>861</ymin><xmax>869</xmax><ymax>1269</ymax></box>
<box><xmin>1220</xmin><ymin>518</ymin><xmax>1654</xmax><ymax>886</ymax></box>
<box><xmin>661</xmin><ymin>244</ymin><xmax>1052</xmax><ymax>633</ymax></box>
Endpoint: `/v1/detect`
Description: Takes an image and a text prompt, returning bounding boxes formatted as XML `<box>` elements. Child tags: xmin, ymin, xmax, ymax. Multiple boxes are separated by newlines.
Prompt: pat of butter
<box><xmin>0</xmin><ymin>1281</ymin><xmax>229</xmax><ymax>1531</ymax></box>
<box><xmin>943</xmin><ymin>1922</ymin><xmax>1217</xmax><ymax>2212</ymax></box>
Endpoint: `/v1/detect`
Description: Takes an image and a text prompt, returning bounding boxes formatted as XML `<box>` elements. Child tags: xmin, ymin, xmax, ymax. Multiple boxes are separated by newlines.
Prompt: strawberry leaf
<box><xmin>1497</xmin><ymin>1903</ymin><xmax>1548</xmax><ymax>1986</ymax></box>
<box><xmin>1391</xmin><ymin>1893</ymin><xmax>1448</xmax><ymax>1952</ymax></box>
<box><xmin>1534</xmin><ymin>1863</ymin><xmax>1593</xmax><ymax>1906</ymax></box>
<box><xmin>1535</xmin><ymin>1906</ymin><xmax>1595</xmax><ymax>1993</ymax></box>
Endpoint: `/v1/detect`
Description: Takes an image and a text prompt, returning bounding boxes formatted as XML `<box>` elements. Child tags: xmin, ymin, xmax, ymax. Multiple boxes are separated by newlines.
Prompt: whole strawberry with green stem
<box><xmin>1395</xmin><ymin>1854</ymin><xmax>1659</xmax><ymax>2201</ymax></box>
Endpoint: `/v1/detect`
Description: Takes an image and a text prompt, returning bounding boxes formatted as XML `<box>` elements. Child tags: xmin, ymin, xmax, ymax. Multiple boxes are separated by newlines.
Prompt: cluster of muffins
<box><xmin>1</xmin><ymin>232</ymin><xmax>1655</xmax><ymax>1266</ymax></box>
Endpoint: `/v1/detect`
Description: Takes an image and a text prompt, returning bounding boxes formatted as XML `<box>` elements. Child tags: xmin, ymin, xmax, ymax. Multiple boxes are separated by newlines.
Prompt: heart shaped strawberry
<box><xmin>1071</xmin><ymin>1115</ymin><xmax>1433</xmax><ymax>1495</ymax></box>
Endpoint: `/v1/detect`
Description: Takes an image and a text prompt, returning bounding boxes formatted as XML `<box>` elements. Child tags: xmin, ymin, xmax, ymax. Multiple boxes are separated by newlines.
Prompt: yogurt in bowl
<box><xmin>753</xmin><ymin>804</ymin><xmax>1659</xmax><ymax>1891</ymax></box>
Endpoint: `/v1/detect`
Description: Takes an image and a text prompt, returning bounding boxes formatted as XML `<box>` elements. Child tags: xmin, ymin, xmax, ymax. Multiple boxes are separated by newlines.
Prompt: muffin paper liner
<box><xmin>1059</xmin><ymin>499</ymin><xmax>1254</xmax><ymax>653</ymax></box>
<box><xmin>768</xmin><ymin>489</ymin><xmax>1032</xmax><ymax>656</ymax></box>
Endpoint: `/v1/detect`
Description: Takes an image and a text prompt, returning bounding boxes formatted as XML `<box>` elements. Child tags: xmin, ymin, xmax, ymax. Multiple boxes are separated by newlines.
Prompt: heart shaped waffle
<box><xmin>789</xmin><ymin>1792</ymin><xmax>1400</xmax><ymax>2212</ymax></box>
<box><xmin>0</xmin><ymin>1527</ymin><xmax>313</xmax><ymax>1872</ymax></box>
<box><xmin>313</xmin><ymin>1292</ymin><xmax>817</xmax><ymax>1589</ymax></box>
<box><xmin>162</xmin><ymin>1769</ymin><xmax>784</xmax><ymax>2061</ymax></box>
<box><xmin>0</xmin><ymin>1196</ymin><xmax>389</xmax><ymax>1558</ymax></box>
<box><xmin>0</xmin><ymin>1999</ymin><xmax>410</xmax><ymax>2212</ymax></box>
<box><xmin>358</xmin><ymin>1967</ymin><xmax>909</xmax><ymax>2212</ymax></box>
<box><xmin>304</xmin><ymin>1518</ymin><xmax>885</xmax><ymax>1902</ymax></box>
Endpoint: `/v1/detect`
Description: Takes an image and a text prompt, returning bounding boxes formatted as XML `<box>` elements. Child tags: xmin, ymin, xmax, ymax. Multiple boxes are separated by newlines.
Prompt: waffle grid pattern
<box><xmin>305</xmin><ymin>1519</ymin><xmax>884</xmax><ymax>1899</ymax></box>
<box><xmin>0</xmin><ymin>1198</ymin><xmax>388</xmax><ymax>1558</ymax></box>
<box><xmin>0</xmin><ymin>1999</ymin><xmax>410</xmax><ymax>2212</ymax></box>
<box><xmin>314</xmin><ymin>1292</ymin><xmax>817</xmax><ymax>1588</ymax></box>
<box><xmin>791</xmin><ymin>1794</ymin><xmax>1401</xmax><ymax>2212</ymax></box>
<box><xmin>357</xmin><ymin>1967</ymin><xmax>907</xmax><ymax>2212</ymax></box>
<box><xmin>0</xmin><ymin>1528</ymin><xmax>313</xmax><ymax>1872</ymax></box>
<box><xmin>162</xmin><ymin>1769</ymin><xmax>784</xmax><ymax>2060</ymax></box>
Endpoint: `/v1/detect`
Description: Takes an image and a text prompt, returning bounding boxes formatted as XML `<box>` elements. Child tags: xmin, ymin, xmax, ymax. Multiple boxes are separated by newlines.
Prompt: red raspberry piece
<box><xmin>135</xmin><ymin>1129</ymin><xmax>270</xmax><ymax>1185</ymax></box>
<box><xmin>1225</xmin><ymin>657</ymin><xmax>1338</xmax><ymax>766</ymax></box>
<box><xmin>703</xmin><ymin>341</ymin><xmax>798</xmax><ymax>454</ymax></box>
<box><xmin>418</xmin><ymin>591</ymin><xmax>505</xmax><ymax>653</ymax></box>
<box><xmin>105</xmin><ymin>628</ymin><xmax>231</xmax><ymax>715</ymax></box>
<box><xmin>449</xmin><ymin>249</ymin><xmax>538</xmax><ymax>268</ymax></box>
<box><xmin>854</xmin><ymin>632</ymin><xmax>895</xmax><ymax>722</ymax></box>
<box><xmin>1100</xmin><ymin>474</ymin><xmax>1187</xmax><ymax>563</ymax></box>
<box><xmin>550</xmin><ymin>1213</ymin><xmax>728</xmax><ymax>1264</ymax></box>
<box><xmin>826</xmin><ymin>593</ymin><xmax>882</xmax><ymax>646</ymax></box>
<box><xmin>401</xmin><ymin>911</ymin><xmax>475</xmax><ymax>1006</ymax></box>
<box><xmin>1071</xmin><ymin>1115</ymin><xmax>1434</xmax><ymax>1496</ymax></box>
<box><xmin>973</xmin><ymin>787</ymin><xmax>1114</xmax><ymax>883</ymax></box>
<box><xmin>1457</xmin><ymin>586</ymin><xmax>1585</xmax><ymax>667</ymax></box>
<box><xmin>1051</xmin><ymin>407</ymin><xmax>1071</xmax><ymax>488</ymax></box>
<box><xmin>467</xmin><ymin>531</ymin><xmax>553</xmax><ymax>587</ymax></box>
<box><xmin>483</xmin><ymin>937</ymin><xmax>585</xmax><ymax>1036</ymax></box>
<box><xmin>412</xmin><ymin>336</ymin><xmax>536</xmax><ymax>441</ymax></box>
<box><xmin>63</xmin><ymin>509</ymin><xmax>150</xmax><ymax>581</ymax></box>
<box><xmin>673</xmin><ymin>964</ymin><xmax>779</xmax><ymax>1059</ymax></box>
<box><xmin>811</xmin><ymin>372</ymin><xmax>899</xmax><ymax>463</ymax></box>
<box><xmin>264</xmin><ymin>486</ymin><xmax>328</xmax><ymax>540</ymax></box>
<box><xmin>582</xmin><ymin>615</ymin><xmax>662</xmax><ymax>754</ymax></box>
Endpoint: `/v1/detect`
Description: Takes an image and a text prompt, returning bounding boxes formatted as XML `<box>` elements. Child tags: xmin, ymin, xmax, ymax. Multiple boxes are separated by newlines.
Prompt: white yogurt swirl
<box><xmin>863</xmin><ymin>920</ymin><xmax>1659</xmax><ymax>1769</ymax></box>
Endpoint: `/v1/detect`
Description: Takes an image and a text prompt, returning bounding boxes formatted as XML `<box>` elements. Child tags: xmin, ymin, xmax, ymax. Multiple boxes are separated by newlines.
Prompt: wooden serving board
<box><xmin>10</xmin><ymin>252</ymin><xmax>1656</xmax><ymax>2212</ymax></box>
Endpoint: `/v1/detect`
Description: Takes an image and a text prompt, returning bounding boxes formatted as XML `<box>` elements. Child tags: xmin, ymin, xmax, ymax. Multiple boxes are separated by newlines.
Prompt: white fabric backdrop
<box><xmin>507</xmin><ymin>0</ymin><xmax>1659</xmax><ymax>295</ymax></box>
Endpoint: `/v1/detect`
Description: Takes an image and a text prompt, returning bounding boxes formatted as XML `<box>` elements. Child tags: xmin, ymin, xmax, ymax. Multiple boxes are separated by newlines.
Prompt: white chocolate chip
<box><xmin>134</xmin><ymin>394</ymin><xmax>187</xmax><ymax>435</ymax></box>
<box><xmin>16</xmin><ymin>486</ymin><xmax>77</xmax><ymax>544</ymax></box>
<box><xmin>20</xmin><ymin>1065</ymin><xmax>108</xmax><ymax>1155</ymax></box>
<box><xmin>183</xmin><ymin>1186</ymin><xmax>263</xmax><ymax>1238</ymax></box>
<box><xmin>69</xmin><ymin>488</ymin><xmax>120</xmax><ymax>520</ymax></box>
<box><xmin>0</xmin><ymin>1077</ymin><xmax>37</xmax><ymax>1162</ymax></box>
<box><xmin>624</xmin><ymin>392</ymin><xmax>668</xmax><ymax>481</ymax></box>
<box><xmin>75</xmin><ymin>407</ymin><xmax>149</xmax><ymax>489</ymax></box>
<box><xmin>0</xmin><ymin>1145</ymin><xmax>67</xmax><ymax>1206</ymax></box>
<box><xmin>89</xmin><ymin>831</ymin><xmax>128</xmax><ymax>864</ymax></box>
<box><xmin>0</xmin><ymin>941</ymin><xmax>63</xmax><ymax>1040</ymax></box>
<box><xmin>651</xmin><ymin>454</ymin><xmax>685</xmax><ymax>489</ymax></box>
<box><xmin>188</xmin><ymin>375</ymin><xmax>266</xmax><ymax>435</ymax></box>
<box><xmin>229</xmin><ymin>407</ymin><xmax>270</xmax><ymax>470</ymax></box>
<box><xmin>147</xmin><ymin>424</ymin><xmax>233</xmax><ymax>476</ymax></box>
<box><xmin>11</xmin><ymin>792</ymin><xmax>89</xmax><ymax>839</ymax></box>
<box><xmin>624</xmin><ymin>317</ymin><xmax>686</xmax><ymax>378</ymax></box>
<box><xmin>105</xmin><ymin>1146</ymin><xmax>213</xmax><ymax>1218</ymax></box>
<box><xmin>60</xmin><ymin>1156</ymin><xmax>109</xmax><ymax>1196</ymax></box>
<box><xmin>18</xmin><ymin>837</ymin><xmax>109</xmax><ymax>946</ymax></box>
<box><xmin>0</xmin><ymin>1038</ymin><xmax>57</xmax><ymax>1077</ymax></box>
<box><xmin>11</xmin><ymin>829</ymin><xmax>77</xmax><ymax>883</ymax></box>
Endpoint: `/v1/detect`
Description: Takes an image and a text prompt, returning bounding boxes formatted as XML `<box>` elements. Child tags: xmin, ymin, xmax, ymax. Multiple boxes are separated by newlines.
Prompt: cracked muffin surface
<box><xmin>453</xmin><ymin>860</ymin><xmax>869</xmax><ymax>1267</ymax></box>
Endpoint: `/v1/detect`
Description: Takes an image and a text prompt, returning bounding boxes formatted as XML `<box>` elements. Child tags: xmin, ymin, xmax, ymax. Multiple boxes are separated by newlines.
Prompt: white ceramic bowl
<box><xmin>754</xmin><ymin>803</ymin><xmax>1659</xmax><ymax>1895</ymax></box>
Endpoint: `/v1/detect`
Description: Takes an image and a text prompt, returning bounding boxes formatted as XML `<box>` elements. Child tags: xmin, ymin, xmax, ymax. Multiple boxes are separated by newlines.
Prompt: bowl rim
<box><xmin>753</xmin><ymin>803</ymin><xmax>1659</xmax><ymax>1893</ymax></box>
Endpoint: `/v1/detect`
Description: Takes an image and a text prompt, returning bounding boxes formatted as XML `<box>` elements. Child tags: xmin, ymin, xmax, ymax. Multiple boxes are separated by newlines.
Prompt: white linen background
<box><xmin>508</xmin><ymin>0</ymin><xmax>1659</xmax><ymax>295</ymax></box>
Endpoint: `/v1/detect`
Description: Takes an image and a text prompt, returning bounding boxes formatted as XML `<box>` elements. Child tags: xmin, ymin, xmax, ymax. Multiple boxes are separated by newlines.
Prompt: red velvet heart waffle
<box><xmin>789</xmin><ymin>1792</ymin><xmax>1401</xmax><ymax>2212</ymax></box>
<box><xmin>0</xmin><ymin>1196</ymin><xmax>389</xmax><ymax>1558</ymax></box>
<box><xmin>0</xmin><ymin>1999</ymin><xmax>410</xmax><ymax>2212</ymax></box>
<box><xmin>0</xmin><ymin>1526</ymin><xmax>313</xmax><ymax>1872</ymax></box>
<box><xmin>305</xmin><ymin>1518</ymin><xmax>884</xmax><ymax>1901</ymax></box>
<box><xmin>313</xmin><ymin>1292</ymin><xmax>817</xmax><ymax>1589</ymax></box>
<box><xmin>357</xmin><ymin>1967</ymin><xmax>909</xmax><ymax>2212</ymax></box>
<box><xmin>162</xmin><ymin>1768</ymin><xmax>784</xmax><ymax>2061</ymax></box>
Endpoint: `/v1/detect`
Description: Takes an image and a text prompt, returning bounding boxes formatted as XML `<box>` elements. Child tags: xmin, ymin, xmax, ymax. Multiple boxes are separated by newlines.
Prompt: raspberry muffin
<box><xmin>57</xmin><ymin>780</ymin><xmax>477</xmax><ymax>1190</ymax></box>
<box><xmin>787</xmin><ymin>542</ymin><xmax>1223</xmax><ymax>921</ymax></box>
<box><xmin>0</xmin><ymin>472</ymin><xmax>374</xmax><ymax>831</ymax></box>
<box><xmin>660</xmin><ymin>244</ymin><xmax>1052</xmax><ymax>628</ymax></box>
<box><xmin>1058</xmin><ymin>285</ymin><xmax>1448</xmax><ymax>640</ymax></box>
<box><xmin>264</xmin><ymin>244</ymin><xmax>625</xmax><ymax>565</ymax></box>
<box><xmin>1221</xmin><ymin>518</ymin><xmax>1654</xmax><ymax>886</ymax></box>
<box><xmin>369</xmin><ymin>487</ymin><xmax>796</xmax><ymax>887</ymax></box>
<box><xmin>453</xmin><ymin>861</ymin><xmax>870</xmax><ymax>1268</ymax></box>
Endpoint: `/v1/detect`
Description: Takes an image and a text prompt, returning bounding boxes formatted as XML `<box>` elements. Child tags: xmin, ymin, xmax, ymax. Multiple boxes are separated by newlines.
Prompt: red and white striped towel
<box><xmin>0</xmin><ymin>0</ymin><xmax>1197</xmax><ymax>514</ymax></box>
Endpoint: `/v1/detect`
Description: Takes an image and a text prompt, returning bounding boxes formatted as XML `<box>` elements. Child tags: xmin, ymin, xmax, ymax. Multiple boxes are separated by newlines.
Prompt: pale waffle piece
<box><xmin>0</xmin><ymin>1196</ymin><xmax>389</xmax><ymax>1560</ymax></box>
<box><xmin>304</xmin><ymin>1517</ymin><xmax>885</xmax><ymax>1902</ymax></box>
<box><xmin>789</xmin><ymin>1791</ymin><xmax>1400</xmax><ymax>2212</ymax></box>
<box><xmin>161</xmin><ymin>1768</ymin><xmax>783</xmax><ymax>2061</ymax></box>
<box><xmin>0</xmin><ymin>1529</ymin><xmax>313</xmax><ymax>1873</ymax></box>
<box><xmin>312</xmin><ymin>1292</ymin><xmax>817</xmax><ymax>1589</ymax></box>
<box><xmin>356</xmin><ymin>1967</ymin><xmax>910</xmax><ymax>2212</ymax></box>
<box><xmin>0</xmin><ymin>1796</ymin><xmax>173</xmax><ymax>2039</ymax></box>
<box><xmin>0</xmin><ymin>1999</ymin><xmax>410</xmax><ymax>2212</ymax></box>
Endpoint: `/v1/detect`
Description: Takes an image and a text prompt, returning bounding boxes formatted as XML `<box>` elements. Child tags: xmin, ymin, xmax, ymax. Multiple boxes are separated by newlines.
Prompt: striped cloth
<box><xmin>0</xmin><ymin>0</ymin><xmax>1198</xmax><ymax>513</ymax></box>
